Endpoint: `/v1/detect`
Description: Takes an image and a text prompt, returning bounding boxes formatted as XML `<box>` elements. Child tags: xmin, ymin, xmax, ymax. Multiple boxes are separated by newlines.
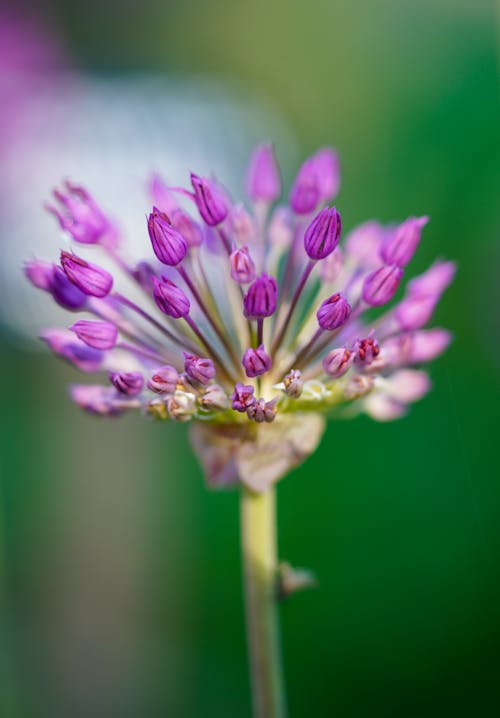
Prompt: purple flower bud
<box><xmin>268</xmin><ymin>206</ymin><xmax>294</xmax><ymax>249</ymax></box>
<box><xmin>147</xmin><ymin>207</ymin><xmax>187</xmax><ymax>266</ymax></box>
<box><xmin>354</xmin><ymin>338</ymin><xmax>380</xmax><ymax>366</ymax></box>
<box><xmin>243</xmin><ymin>273</ymin><xmax>278</xmax><ymax>319</ymax></box>
<box><xmin>381</xmin><ymin>216</ymin><xmax>428</xmax><ymax>267</ymax></box>
<box><xmin>407</xmin><ymin>260</ymin><xmax>456</xmax><ymax>297</ymax></box>
<box><xmin>229</xmin><ymin>205</ymin><xmax>257</xmax><ymax>245</ymax></box>
<box><xmin>200</xmin><ymin>384</ymin><xmax>229</xmax><ymax>411</ymax></box>
<box><xmin>231</xmin><ymin>383</ymin><xmax>256</xmax><ymax>412</ymax></box>
<box><xmin>109</xmin><ymin>371</ymin><xmax>144</xmax><ymax>396</ymax></box>
<box><xmin>289</xmin><ymin>156</ymin><xmax>320</xmax><ymax>214</ymax></box>
<box><xmin>230</xmin><ymin>245</ymin><xmax>256</xmax><ymax>284</ymax></box>
<box><xmin>283</xmin><ymin>369</ymin><xmax>303</xmax><ymax>398</ymax></box>
<box><xmin>131</xmin><ymin>261</ymin><xmax>156</xmax><ymax>292</ymax></box>
<box><xmin>345</xmin><ymin>221</ymin><xmax>387</xmax><ymax>268</ymax></box>
<box><xmin>183</xmin><ymin>353</ymin><xmax>216</xmax><ymax>385</ymax></box>
<box><xmin>25</xmin><ymin>261</ymin><xmax>87</xmax><ymax>310</ymax></box>
<box><xmin>70</xmin><ymin>385</ymin><xmax>125</xmax><ymax>416</ymax></box>
<box><xmin>147</xmin><ymin>365</ymin><xmax>180</xmax><ymax>394</ymax></box>
<box><xmin>246</xmin><ymin>143</ymin><xmax>281</xmax><ymax>203</ymax></box>
<box><xmin>316</xmin><ymin>293</ymin><xmax>351</xmax><ymax>330</ymax></box>
<box><xmin>394</xmin><ymin>294</ymin><xmax>438</xmax><ymax>331</ymax></box>
<box><xmin>247</xmin><ymin>397</ymin><xmax>278</xmax><ymax>423</ymax></box>
<box><xmin>170</xmin><ymin>209</ymin><xmax>204</xmax><ymax>248</ymax></box>
<box><xmin>409</xmin><ymin>328</ymin><xmax>452</xmax><ymax>363</ymax></box>
<box><xmin>152</xmin><ymin>276</ymin><xmax>190</xmax><ymax>318</ymax></box>
<box><xmin>314</xmin><ymin>148</ymin><xmax>340</xmax><ymax>200</ymax></box>
<box><xmin>24</xmin><ymin>260</ymin><xmax>53</xmax><ymax>291</ymax></box>
<box><xmin>41</xmin><ymin>329</ymin><xmax>104</xmax><ymax>372</ymax></box>
<box><xmin>70</xmin><ymin>320</ymin><xmax>118</xmax><ymax>350</ymax></box>
<box><xmin>60</xmin><ymin>251</ymin><xmax>113</xmax><ymax>298</ymax></box>
<box><xmin>322</xmin><ymin>348</ymin><xmax>353</xmax><ymax>377</ymax></box>
<box><xmin>46</xmin><ymin>181</ymin><xmax>110</xmax><ymax>244</ymax></box>
<box><xmin>304</xmin><ymin>206</ymin><xmax>342</xmax><ymax>260</ymax></box>
<box><xmin>362</xmin><ymin>264</ymin><xmax>403</xmax><ymax>307</ymax></box>
<box><xmin>242</xmin><ymin>344</ymin><xmax>272</xmax><ymax>378</ymax></box>
<box><xmin>190</xmin><ymin>173</ymin><xmax>228</xmax><ymax>226</ymax></box>
<box><xmin>148</xmin><ymin>173</ymin><xmax>179</xmax><ymax>214</ymax></box>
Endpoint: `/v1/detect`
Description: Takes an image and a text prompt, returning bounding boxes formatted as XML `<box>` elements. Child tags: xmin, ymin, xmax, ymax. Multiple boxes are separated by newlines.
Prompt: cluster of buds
<box><xmin>26</xmin><ymin>144</ymin><xmax>454</xmax><ymax>486</ymax></box>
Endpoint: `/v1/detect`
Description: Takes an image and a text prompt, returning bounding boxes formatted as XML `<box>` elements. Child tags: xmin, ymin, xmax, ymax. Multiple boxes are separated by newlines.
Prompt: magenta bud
<box><xmin>283</xmin><ymin>369</ymin><xmax>303</xmax><ymax>398</ymax></box>
<box><xmin>316</xmin><ymin>292</ymin><xmax>351</xmax><ymax>330</ymax></box>
<box><xmin>246</xmin><ymin>143</ymin><xmax>281</xmax><ymax>203</ymax></box>
<box><xmin>289</xmin><ymin>156</ymin><xmax>320</xmax><ymax>214</ymax></box>
<box><xmin>247</xmin><ymin>397</ymin><xmax>278</xmax><ymax>423</ymax></box>
<box><xmin>381</xmin><ymin>216</ymin><xmax>429</xmax><ymax>267</ymax></box>
<box><xmin>147</xmin><ymin>207</ymin><xmax>187</xmax><ymax>265</ymax></box>
<box><xmin>70</xmin><ymin>320</ymin><xmax>118</xmax><ymax>350</ymax></box>
<box><xmin>314</xmin><ymin>148</ymin><xmax>341</xmax><ymax>201</ymax></box>
<box><xmin>407</xmin><ymin>260</ymin><xmax>456</xmax><ymax>297</ymax></box>
<box><xmin>304</xmin><ymin>206</ymin><xmax>342</xmax><ymax>260</ymax></box>
<box><xmin>183</xmin><ymin>353</ymin><xmax>216</xmax><ymax>385</ymax></box>
<box><xmin>147</xmin><ymin>365</ymin><xmax>179</xmax><ymax>394</ymax></box>
<box><xmin>230</xmin><ymin>245</ymin><xmax>256</xmax><ymax>284</ymax></box>
<box><xmin>25</xmin><ymin>261</ymin><xmax>87</xmax><ymax>309</ymax></box>
<box><xmin>170</xmin><ymin>209</ymin><xmax>204</xmax><ymax>248</ymax></box>
<box><xmin>60</xmin><ymin>251</ymin><xmax>113</xmax><ymax>298</ymax></box>
<box><xmin>200</xmin><ymin>384</ymin><xmax>229</xmax><ymax>411</ymax></box>
<box><xmin>394</xmin><ymin>294</ymin><xmax>437</xmax><ymax>331</ymax></box>
<box><xmin>24</xmin><ymin>260</ymin><xmax>53</xmax><ymax>291</ymax></box>
<box><xmin>345</xmin><ymin>221</ymin><xmax>387</xmax><ymax>268</ymax></box>
<box><xmin>354</xmin><ymin>338</ymin><xmax>380</xmax><ymax>365</ymax></box>
<box><xmin>242</xmin><ymin>344</ymin><xmax>272</xmax><ymax>378</ymax></box>
<box><xmin>408</xmin><ymin>328</ymin><xmax>452</xmax><ymax>363</ymax></box>
<box><xmin>231</xmin><ymin>383</ymin><xmax>256</xmax><ymax>412</ymax></box>
<box><xmin>109</xmin><ymin>371</ymin><xmax>144</xmax><ymax>396</ymax></box>
<box><xmin>190</xmin><ymin>173</ymin><xmax>228</xmax><ymax>226</ymax></box>
<box><xmin>229</xmin><ymin>205</ymin><xmax>257</xmax><ymax>245</ymax></box>
<box><xmin>70</xmin><ymin>385</ymin><xmax>125</xmax><ymax>416</ymax></box>
<box><xmin>152</xmin><ymin>276</ymin><xmax>190</xmax><ymax>318</ymax></box>
<box><xmin>41</xmin><ymin>329</ymin><xmax>104</xmax><ymax>372</ymax></box>
<box><xmin>362</xmin><ymin>264</ymin><xmax>403</xmax><ymax>307</ymax></box>
<box><xmin>46</xmin><ymin>181</ymin><xmax>110</xmax><ymax>244</ymax></box>
<box><xmin>131</xmin><ymin>261</ymin><xmax>156</xmax><ymax>292</ymax></box>
<box><xmin>148</xmin><ymin>173</ymin><xmax>179</xmax><ymax>214</ymax></box>
<box><xmin>322</xmin><ymin>348</ymin><xmax>353</xmax><ymax>377</ymax></box>
<box><xmin>243</xmin><ymin>273</ymin><xmax>278</xmax><ymax>319</ymax></box>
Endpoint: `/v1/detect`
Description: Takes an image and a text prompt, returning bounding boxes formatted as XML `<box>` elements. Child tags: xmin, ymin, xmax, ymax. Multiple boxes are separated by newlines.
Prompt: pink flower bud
<box><xmin>244</xmin><ymin>274</ymin><xmax>278</xmax><ymax>318</ymax></box>
<box><xmin>70</xmin><ymin>320</ymin><xmax>118</xmax><ymax>350</ymax></box>
<box><xmin>316</xmin><ymin>293</ymin><xmax>351</xmax><ymax>330</ymax></box>
<box><xmin>246</xmin><ymin>143</ymin><xmax>281</xmax><ymax>203</ymax></box>
<box><xmin>152</xmin><ymin>276</ymin><xmax>190</xmax><ymax>318</ymax></box>
<box><xmin>304</xmin><ymin>206</ymin><xmax>342</xmax><ymax>260</ymax></box>
<box><xmin>242</xmin><ymin>345</ymin><xmax>272</xmax><ymax>378</ymax></box>
<box><xmin>230</xmin><ymin>246</ymin><xmax>256</xmax><ymax>284</ymax></box>
<box><xmin>147</xmin><ymin>207</ymin><xmax>187</xmax><ymax>265</ymax></box>
<box><xmin>190</xmin><ymin>173</ymin><xmax>228</xmax><ymax>226</ymax></box>
<box><xmin>362</xmin><ymin>264</ymin><xmax>403</xmax><ymax>307</ymax></box>
<box><xmin>184</xmin><ymin>353</ymin><xmax>216</xmax><ymax>385</ymax></box>
<box><xmin>109</xmin><ymin>371</ymin><xmax>144</xmax><ymax>396</ymax></box>
<box><xmin>60</xmin><ymin>251</ymin><xmax>113</xmax><ymax>298</ymax></box>
<box><xmin>381</xmin><ymin>216</ymin><xmax>428</xmax><ymax>267</ymax></box>
<box><xmin>147</xmin><ymin>365</ymin><xmax>179</xmax><ymax>394</ymax></box>
<box><xmin>322</xmin><ymin>348</ymin><xmax>352</xmax><ymax>377</ymax></box>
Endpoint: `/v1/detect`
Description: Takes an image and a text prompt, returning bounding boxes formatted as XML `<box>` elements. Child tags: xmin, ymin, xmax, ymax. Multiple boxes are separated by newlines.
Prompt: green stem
<box><xmin>240</xmin><ymin>486</ymin><xmax>287</xmax><ymax>718</ymax></box>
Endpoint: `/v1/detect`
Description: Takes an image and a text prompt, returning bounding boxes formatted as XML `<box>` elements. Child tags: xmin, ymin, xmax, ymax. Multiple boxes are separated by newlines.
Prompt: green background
<box><xmin>1</xmin><ymin>0</ymin><xmax>499</xmax><ymax>716</ymax></box>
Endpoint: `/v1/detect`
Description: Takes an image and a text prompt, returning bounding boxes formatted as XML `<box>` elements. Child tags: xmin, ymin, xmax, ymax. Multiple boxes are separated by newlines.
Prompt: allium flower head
<box><xmin>28</xmin><ymin>144</ymin><xmax>455</xmax><ymax>492</ymax></box>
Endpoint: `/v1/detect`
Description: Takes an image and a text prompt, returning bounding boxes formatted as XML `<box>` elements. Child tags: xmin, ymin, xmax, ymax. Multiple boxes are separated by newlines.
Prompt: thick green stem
<box><xmin>240</xmin><ymin>486</ymin><xmax>287</xmax><ymax>718</ymax></box>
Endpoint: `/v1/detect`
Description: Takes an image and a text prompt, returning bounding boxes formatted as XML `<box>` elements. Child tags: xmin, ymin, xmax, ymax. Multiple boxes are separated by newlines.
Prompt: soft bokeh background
<box><xmin>1</xmin><ymin>0</ymin><xmax>499</xmax><ymax>716</ymax></box>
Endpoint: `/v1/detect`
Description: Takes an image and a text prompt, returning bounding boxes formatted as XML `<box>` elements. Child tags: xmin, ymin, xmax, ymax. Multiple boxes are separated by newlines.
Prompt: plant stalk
<box><xmin>240</xmin><ymin>486</ymin><xmax>286</xmax><ymax>718</ymax></box>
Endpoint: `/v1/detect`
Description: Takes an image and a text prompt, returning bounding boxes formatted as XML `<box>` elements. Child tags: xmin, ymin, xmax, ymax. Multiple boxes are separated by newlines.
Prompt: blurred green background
<box><xmin>1</xmin><ymin>0</ymin><xmax>499</xmax><ymax>716</ymax></box>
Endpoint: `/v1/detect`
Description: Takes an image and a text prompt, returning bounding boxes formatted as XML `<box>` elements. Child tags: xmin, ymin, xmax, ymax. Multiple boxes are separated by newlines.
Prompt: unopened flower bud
<box><xmin>242</xmin><ymin>344</ymin><xmax>272</xmax><ymax>378</ymax></box>
<box><xmin>247</xmin><ymin>397</ymin><xmax>278</xmax><ymax>423</ymax></box>
<box><xmin>170</xmin><ymin>209</ymin><xmax>204</xmax><ymax>248</ymax></box>
<box><xmin>109</xmin><ymin>371</ymin><xmax>144</xmax><ymax>396</ymax></box>
<box><xmin>200</xmin><ymin>384</ymin><xmax>229</xmax><ymax>411</ymax></box>
<box><xmin>304</xmin><ymin>206</ymin><xmax>342</xmax><ymax>260</ymax></box>
<box><xmin>244</xmin><ymin>273</ymin><xmax>278</xmax><ymax>318</ymax></box>
<box><xmin>152</xmin><ymin>276</ymin><xmax>190</xmax><ymax>318</ymax></box>
<box><xmin>289</xmin><ymin>156</ymin><xmax>320</xmax><ymax>214</ymax></box>
<box><xmin>362</xmin><ymin>264</ymin><xmax>403</xmax><ymax>307</ymax></box>
<box><xmin>70</xmin><ymin>385</ymin><xmax>124</xmax><ymax>415</ymax></box>
<box><xmin>167</xmin><ymin>389</ymin><xmax>197</xmax><ymax>421</ymax></box>
<box><xmin>41</xmin><ymin>328</ymin><xmax>103</xmax><ymax>372</ymax></box>
<box><xmin>354</xmin><ymin>338</ymin><xmax>380</xmax><ymax>365</ymax></box>
<box><xmin>407</xmin><ymin>260</ymin><xmax>456</xmax><ymax>297</ymax></box>
<box><xmin>409</xmin><ymin>328</ymin><xmax>452</xmax><ymax>363</ymax></box>
<box><xmin>230</xmin><ymin>245</ymin><xmax>256</xmax><ymax>284</ymax></box>
<box><xmin>345</xmin><ymin>221</ymin><xmax>386</xmax><ymax>268</ymax></box>
<box><xmin>231</xmin><ymin>383</ymin><xmax>256</xmax><ymax>412</ymax></box>
<box><xmin>190</xmin><ymin>173</ymin><xmax>228</xmax><ymax>226</ymax></box>
<box><xmin>46</xmin><ymin>181</ymin><xmax>109</xmax><ymax>244</ymax></box>
<box><xmin>70</xmin><ymin>320</ymin><xmax>118</xmax><ymax>350</ymax></box>
<box><xmin>147</xmin><ymin>365</ymin><xmax>179</xmax><ymax>394</ymax></box>
<box><xmin>395</xmin><ymin>294</ymin><xmax>437</xmax><ymax>331</ymax></box>
<box><xmin>283</xmin><ymin>369</ymin><xmax>303</xmax><ymax>398</ymax></box>
<box><xmin>314</xmin><ymin>147</ymin><xmax>341</xmax><ymax>201</ymax></box>
<box><xmin>268</xmin><ymin>206</ymin><xmax>294</xmax><ymax>249</ymax></box>
<box><xmin>381</xmin><ymin>216</ymin><xmax>428</xmax><ymax>267</ymax></box>
<box><xmin>246</xmin><ymin>143</ymin><xmax>281</xmax><ymax>203</ymax></box>
<box><xmin>184</xmin><ymin>353</ymin><xmax>216</xmax><ymax>385</ymax></box>
<box><xmin>148</xmin><ymin>207</ymin><xmax>187</xmax><ymax>265</ymax></box>
<box><xmin>24</xmin><ymin>260</ymin><xmax>53</xmax><ymax>291</ymax></box>
<box><xmin>229</xmin><ymin>205</ymin><xmax>257</xmax><ymax>245</ymax></box>
<box><xmin>60</xmin><ymin>251</ymin><xmax>113</xmax><ymax>298</ymax></box>
<box><xmin>322</xmin><ymin>348</ymin><xmax>352</xmax><ymax>377</ymax></box>
<box><xmin>316</xmin><ymin>293</ymin><xmax>351</xmax><ymax>330</ymax></box>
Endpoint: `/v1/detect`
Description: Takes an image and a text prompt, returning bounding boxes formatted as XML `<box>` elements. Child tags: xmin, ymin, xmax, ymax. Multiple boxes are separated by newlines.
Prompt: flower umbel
<box><xmin>28</xmin><ymin>146</ymin><xmax>454</xmax><ymax>492</ymax></box>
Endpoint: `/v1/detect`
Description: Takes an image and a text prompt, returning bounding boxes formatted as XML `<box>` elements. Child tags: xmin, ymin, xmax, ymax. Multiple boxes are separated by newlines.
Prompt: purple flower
<box><xmin>317</xmin><ymin>293</ymin><xmax>351</xmax><ymax>330</ymax></box>
<box><xmin>70</xmin><ymin>385</ymin><xmax>126</xmax><ymax>416</ymax></box>
<box><xmin>322</xmin><ymin>348</ymin><xmax>353</xmax><ymax>377</ymax></box>
<box><xmin>244</xmin><ymin>274</ymin><xmax>278</xmax><ymax>318</ymax></box>
<box><xmin>304</xmin><ymin>206</ymin><xmax>342</xmax><ymax>260</ymax></box>
<box><xmin>231</xmin><ymin>383</ymin><xmax>256</xmax><ymax>412</ymax></box>
<box><xmin>394</xmin><ymin>294</ymin><xmax>438</xmax><ymax>331</ymax></box>
<box><xmin>109</xmin><ymin>371</ymin><xmax>144</xmax><ymax>396</ymax></box>
<box><xmin>41</xmin><ymin>329</ymin><xmax>104</xmax><ymax>372</ymax></box>
<box><xmin>190</xmin><ymin>173</ymin><xmax>228</xmax><ymax>226</ymax></box>
<box><xmin>407</xmin><ymin>260</ymin><xmax>456</xmax><ymax>297</ymax></box>
<box><xmin>46</xmin><ymin>181</ymin><xmax>110</xmax><ymax>245</ymax></box>
<box><xmin>153</xmin><ymin>276</ymin><xmax>190</xmax><ymax>318</ymax></box>
<box><xmin>170</xmin><ymin>209</ymin><xmax>204</xmax><ymax>248</ymax></box>
<box><xmin>247</xmin><ymin>397</ymin><xmax>278</xmax><ymax>423</ymax></box>
<box><xmin>184</xmin><ymin>353</ymin><xmax>216</xmax><ymax>385</ymax></box>
<box><xmin>314</xmin><ymin>148</ymin><xmax>341</xmax><ymax>201</ymax></box>
<box><xmin>230</xmin><ymin>246</ymin><xmax>256</xmax><ymax>284</ymax></box>
<box><xmin>25</xmin><ymin>261</ymin><xmax>87</xmax><ymax>309</ymax></box>
<box><xmin>148</xmin><ymin>207</ymin><xmax>187</xmax><ymax>265</ymax></box>
<box><xmin>60</xmin><ymin>251</ymin><xmax>113</xmax><ymax>298</ymax></box>
<box><xmin>247</xmin><ymin>143</ymin><xmax>281</xmax><ymax>203</ymax></box>
<box><xmin>381</xmin><ymin>216</ymin><xmax>428</xmax><ymax>267</ymax></box>
<box><xmin>147</xmin><ymin>365</ymin><xmax>179</xmax><ymax>394</ymax></box>
<box><xmin>354</xmin><ymin>338</ymin><xmax>380</xmax><ymax>366</ymax></box>
<box><xmin>362</xmin><ymin>264</ymin><xmax>403</xmax><ymax>307</ymax></box>
<box><xmin>242</xmin><ymin>345</ymin><xmax>272</xmax><ymax>378</ymax></box>
<box><xmin>70</xmin><ymin>320</ymin><xmax>118</xmax><ymax>350</ymax></box>
<box><xmin>289</xmin><ymin>155</ymin><xmax>320</xmax><ymax>215</ymax></box>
